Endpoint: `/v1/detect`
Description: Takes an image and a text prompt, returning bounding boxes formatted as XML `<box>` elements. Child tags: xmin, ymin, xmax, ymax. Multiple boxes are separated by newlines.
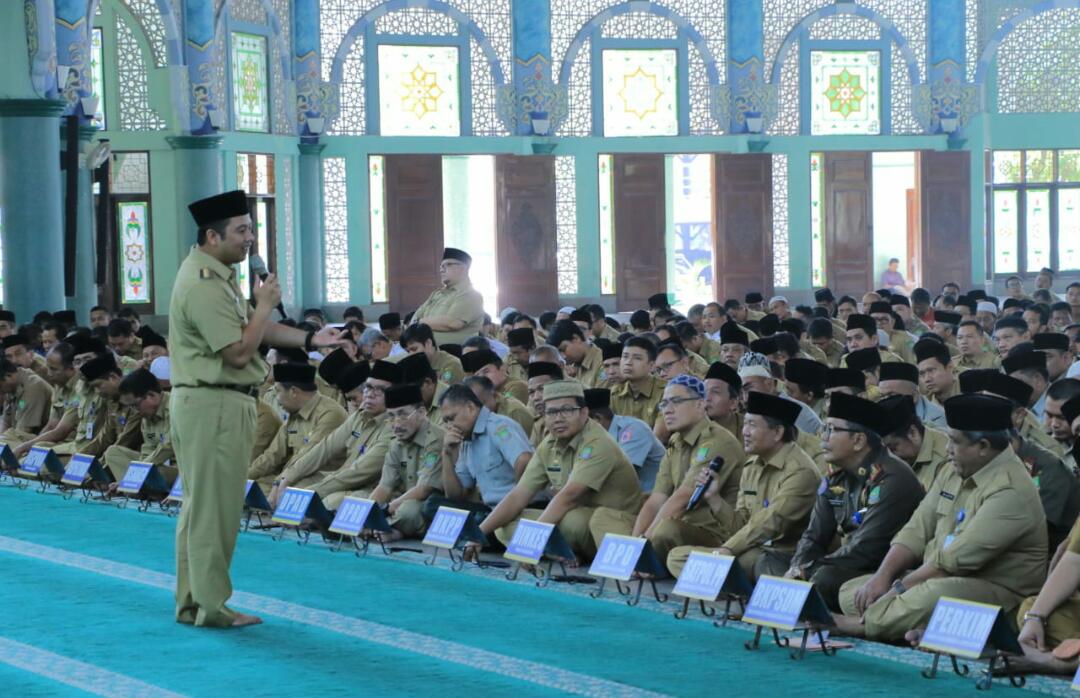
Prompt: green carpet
<box><xmin>0</xmin><ymin>483</ymin><xmax>1071</xmax><ymax>697</ymax></box>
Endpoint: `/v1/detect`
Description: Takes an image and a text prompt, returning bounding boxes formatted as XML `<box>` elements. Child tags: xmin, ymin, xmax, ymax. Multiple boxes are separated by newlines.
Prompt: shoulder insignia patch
<box><xmin>696</xmin><ymin>445</ymin><xmax>710</xmax><ymax>462</ymax></box>
<box><xmin>579</xmin><ymin>446</ymin><xmax>594</xmax><ymax>460</ymax></box>
<box><xmin>199</xmin><ymin>267</ymin><xmax>212</xmax><ymax>279</ymax></box>
<box><xmin>495</xmin><ymin>425</ymin><xmax>510</xmax><ymax>440</ymax></box>
<box><xmin>868</xmin><ymin>486</ymin><xmax>881</xmax><ymax>505</ymax></box>
<box><xmin>620</xmin><ymin>428</ymin><xmax>632</xmax><ymax>444</ymax></box>
<box><xmin>423</xmin><ymin>452</ymin><xmax>439</xmax><ymax>468</ymax></box>
<box><xmin>442</xmin><ymin>370</ymin><xmax>454</xmax><ymax>382</ymax></box>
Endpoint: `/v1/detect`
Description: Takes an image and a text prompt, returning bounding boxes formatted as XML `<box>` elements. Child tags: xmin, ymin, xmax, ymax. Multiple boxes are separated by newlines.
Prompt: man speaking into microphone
<box><xmin>170</xmin><ymin>190</ymin><xmax>342</xmax><ymax>628</ymax></box>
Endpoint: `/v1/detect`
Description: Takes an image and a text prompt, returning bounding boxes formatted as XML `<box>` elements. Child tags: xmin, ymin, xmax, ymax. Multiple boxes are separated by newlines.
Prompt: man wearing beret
<box><xmin>717</xmin><ymin>322</ymin><xmax>751</xmax><ymax>370</ymax></box>
<box><xmin>247</xmin><ymin>363</ymin><xmax>347</xmax><ymax>496</ymax></box>
<box><xmin>398</xmin><ymin>352</ymin><xmax>446</xmax><ymax>423</ymax></box>
<box><xmin>358</xmin><ymin>384</ymin><xmax>445</xmax><ymax>537</ymax></box>
<box><xmin>868</xmin><ymin>301</ymin><xmax>916</xmax><ymax>363</ymax></box>
<box><xmin>273</xmin><ymin>360</ymin><xmax>397</xmax><ymax>505</ymax></box>
<box><xmin>914</xmin><ymin>338</ymin><xmax>959</xmax><ymax>405</ymax></box>
<box><xmin>703</xmin><ymin>361</ymin><xmax>743</xmax><ymax>440</ymax></box>
<box><xmin>473</xmin><ymin>380</ymin><xmax>642</xmax><ymax>562</ymax></box>
<box><xmin>834</xmin><ymin>394</ymin><xmax>1047</xmax><ymax>642</ymax></box>
<box><xmin>877</xmin><ymin>395</ymin><xmax>951</xmax><ymax>494</ymax></box>
<box><xmin>1035</xmin><ymin>333</ymin><xmax>1075</xmax><ymax>383</ymax></box>
<box><xmin>1004</xmin><ymin>349</ymin><xmax>1054</xmax><ymax>424</ymax></box>
<box><xmin>410</xmin><ymin>248</ymin><xmax>485</xmax><ymax>346</ymax></box>
<box><xmin>877</xmin><ymin>362</ymin><xmax>946</xmax><ymax>430</ymax></box>
<box><xmin>504</xmin><ymin>328</ymin><xmax>535</xmax><ymax>383</ymax></box>
<box><xmin>667</xmin><ymin>392</ymin><xmax>821</xmax><ymax>582</ymax></box>
<box><xmin>172</xmin><ymin>190</ymin><xmax>342</xmax><ymax>628</ymax></box>
<box><xmin>461</xmin><ymin>348</ymin><xmax>528</xmax><ymax>404</ymax></box>
<box><xmin>525</xmin><ymin>361</ymin><xmax>563</xmax><ymax>447</ymax></box>
<box><xmin>843</xmin><ymin>314</ymin><xmax>904</xmax><ymax>366</ymax></box>
<box><xmin>401</xmin><ymin>323</ymin><xmax>464</xmax><ymax>386</ymax></box>
<box><xmin>581</xmin><ymin>387</ymin><xmax>664</xmax><ymax>491</ymax></box>
<box><xmin>590</xmin><ymin>375</ymin><xmax>744</xmax><ymax>573</ymax></box>
<box><xmin>767</xmin><ymin>393</ymin><xmax>922</xmax><ymax>611</ymax></box>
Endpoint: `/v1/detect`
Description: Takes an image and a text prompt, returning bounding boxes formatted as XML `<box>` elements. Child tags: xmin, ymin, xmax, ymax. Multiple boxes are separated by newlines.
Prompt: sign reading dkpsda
<box><xmin>742</xmin><ymin>575</ymin><xmax>835</xmax><ymax>660</ymax></box>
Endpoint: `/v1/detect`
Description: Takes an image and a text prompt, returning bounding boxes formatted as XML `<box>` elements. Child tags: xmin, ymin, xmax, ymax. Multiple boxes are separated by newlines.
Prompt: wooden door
<box><xmin>613</xmin><ymin>154</ymin><xmax>666</xmax><ymax>311</ymax></box>
<box><xmin>919</xmin><ymin>151</ymin><xmax>971</xmax><ymax>292</ymax></box>
<box><xmin>824</xmin><ymin>152</ymin><xmax>873</xmax><ymax>296</ymax></box>
<box><xmin>495</xmin><ymin>155</ymin><xmax>558</xmax><ymax>315</ymax></box>
<box><xmin>714</xmin><ymin>154</ymin><xmax>773</xmax><ymax>301</ymax></box>
<box><xmin>385</xmin><ymin>155</ymin><xmax>444</xmax><ymax>313</ymax></box>
<box><xmin>906</xmin><ymin>189</ymin><xmax>920</xmax><ymax>288</ymax></box>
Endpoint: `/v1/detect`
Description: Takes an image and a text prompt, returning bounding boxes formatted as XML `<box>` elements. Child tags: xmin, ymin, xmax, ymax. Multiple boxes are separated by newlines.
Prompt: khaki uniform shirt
<box><xmin>721</xmin><ymin>441</ymin><xmax>821</xmax><ymax>556</ymax></box>
<box><xmin>431</xmin><ymin>350</ymin><xmax>464</xmax><ymax>386</ymax></box>
<box><xmin>138</xmin><ymin>391</ymin><xmax>174</xmax><ymax>465</ymax></box>
<box><xmin>892</xmin><ymin>448</ymin><xmax>1047</xmax><ymax>598</ymax></box>
<box><xmin>699</xmin><ymin>338</ymin><xmax>722</xmax><ymax>364</ymax></box>
<box><xmin>530</xmin><ymin>416</ymin><xmax>548</xmax><ymax>448</ymax></box>
<box><xmin>911</xmin><ymin>426</ymin><xmax>952</xmax><ymax>493</ymax></box>
<box><xmin>494</xmin><ymin>393</ymin><xmax>534</xmax><ymax>435</ymax></box>
<box><xmin>412</xmin><ymin>280</ymin><xmax>485</xmax><ymax>346</ymax></box>
<box><xmin>887</xmin><ymin>331</ymin><xmax>916</xmax><ymax>364</ymax></box>
<box><xmin>654</xmin><ymin>420</ymin><xmax>745</xmax><ymax>536</ymax></box>
<box><xmin>1015</xmin><ymin>439</ymin><xmax>1080</xmax><ymax>545</ymax></box>
<box><xmin>956</xmin><ymin>352</ymin><xmax>1001</xmax><ymax>371</ymax></box>
<box><xmin>713</xmin><ymin>412</ymin><xmax>744</xmax><ymax>442</ymax></box>
<box><xmin>520</xmin><ymin>419</ymin><xmax>642</xmax><ymax>514</ymax></box>
<box><xmin>296</xmin><ymin>411</ymin><xmax>392</xmax><ymax>491</ymax></box>
<box><xmin>377</xmin><ymin>420</ymin><xmax>446</xmax><ymax>497</ymax></box>
<box><xmin>78</xmin><ymin>391</ymin><xmax>141</xmax><ymax>458</ymax></box>
<box><xmin>687</xmin><ymin>352</ymin><xmax>711</xmax><ymax>380</ymax></box>
<box><xmin>799</xmin><ymin>342</ymin><xmax>830</xmax><ymax>366</ymax></box>
<box><xmin>249</xmin><ymin>393</ymin><xmax>348</xmax><ymax>482</ymax></box>
<box><xmin>598</xmin><ymin>324</ymin><xmax>622</xmax><ymax>343</ymax></box>
<box><xmin>116</xmin><ymin>339</ymin><xmax>143</xmax><ymax>363</ymax></box>
<box><xmin>1022</xmin><ymin>411</ymin><xmax>1065</xmax><ymax>457</ymax></box>
<box><xmin>499</xmin><ymin>378</ymin><xmax>529</xmax><ymax>405</ymax></box>
<box><xmin>576</xmin><ymin>346</ymin><xmax>606</xmax><ymax>389</ymax></box>
<box><xmin>505</xmin><ymin>357</ymin><xmax>527</xmax><ymax>383</ymax></box>
<box><xmin>610</xmin><ymin>376</ymin><xmax>666</xmax><ymax>425</ymax></box>
<box><xmin>253</xmin><ymin>400</ymin><xmax>282</xmax><ymax>460</ymax></box>
<box><xmin>29</xmin><ymin>354</ymin><xmax>50</xmax><ymax>382</ymax></box>
<box><xmin>50</xmin><ymin>374</ymin><xmax>82</xmax><ymax>424</ymax></box>
<box><xmin>2</xmin><ymin>369</ymin><xmax>53</xmax><ymax>434</ymax></box>
<box><xmin>169</xmin><ymin>247</ymin><xmax>268</xmax><ymax>388</ymax></box>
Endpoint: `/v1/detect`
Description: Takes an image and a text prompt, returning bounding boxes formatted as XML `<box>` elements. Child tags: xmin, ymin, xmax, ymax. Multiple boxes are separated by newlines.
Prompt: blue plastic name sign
<box><xmin>1071</xmin><ymin>663</ymin><xmax>1080</xmax><ymax>691</ymax></box>
<box><xmin>117</xmin><ymin>462</ymin><xmax>159</xmax><ymax>495</ymax></box>
<box><xmin>424</xmin><ymin>507</ymin><xmax>471</xmax><ymax>549</ymax></box>
<box><xmin>165</xmin><ymin>476</ymin><xmax>183</xmax><ymax>502</ymax></box>
<box><xmin>61</xmin><ymin>454</ymin><xmax>98</xmax><ymax>486</ymax></box>
<box><xmin>244</xmin><ymin>481</ymin><xmax>272</xmax><ymax>511</ymax></box>
<box><xmin>329</xmin><ymin>497</ymin><xmax>376</xmax><ymax>537</ymax></box>
<box><xmin>18</xmin><ymin>447</ymin><xmax>51</xmax><ymax>476</ymax></box>
<box><xmin>505</xmin><ymin>519</ymin><xmax>556</xmax><ymax>565</ymax></box>
<box><xmin>743</xmin><ymin>576</ymin><xmax>815</xmax><ymax>631</ymax></box>
<box><xmin>271</xmin><ymin>488</ymin><xmax>316</xmax><ymax>526</ymax></box>
<box><xmin>673</xmin><ymin>551</ymin><xmax>736</xmax><ymax>601</ymax></box>
<box><xmin>0</xmin><ymin>444</ymin><xmax>19</xmax><ymax>471</ymax></box>
<box><xmin>919</xmin><ymin>597</ymin><xmax>1002</xmax><ymax>660</ymax></box>
<box><xmin>589</xmin><ymin>534</ymin><xmax>648</xmax><ymax>581</ymax></box>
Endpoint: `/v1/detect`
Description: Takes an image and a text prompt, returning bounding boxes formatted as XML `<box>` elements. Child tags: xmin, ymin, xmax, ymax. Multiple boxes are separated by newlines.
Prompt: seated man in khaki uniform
<box><xmin>409</xmin><ymin>247</ymin><xmax>485</xmax><ymax>346</ymax></box>
<box><xmin>267</xmin><ymin>361</ymin><xmax>395</xmax><ymax>507</ymax></box>
<box><xmin>843</xmin><ymin>314</ymin><xmax>903</xmax><ymax>365</ymax></box>
<box><xmin>877</xmin><ymin>395</ymin><xmax>951</xmax><ymax>493</ymax></box>
<box><xmin>589</xmin><ymin>374</ymin><xmax>744</xmax><ymax>573</ymax></box>
<box><xmin>704</xmin><ymin>362</ymin><xmax>744</xmax><ymax>439</ymax></box>
<box><xmin>764</xmin><ymin>393</ymin><xmax>923</xmax><ymax>611</ymax></box>
<box><xmin>610</xmin><ymin>337</ymin><xmax>665</xmax><ymax>425</ymax></box>
<box><xmin>547</xmin><ymin>320</ymin><xmax>605</xmax><ymax>389</ymax></box>
<box><xmin>106</xmin><ymin>319</ymin><xmax>143</xmax><ymax>363</ymax></box>
<box><xmin>398</xmin><ymin>352</ymin><xmax>446</xmax><ymax>423</ymax></box>
<box><xmin>359</xmin><ymin>384</ymin><xmax>444</xmax><ymax>538</ymax></box>
<box><xmin>666</xmin><ymin>392</ymin><xmax>820</xmax><ymax>582</ymax></box>
<box><xmin>463</xmin><ymin>375</ymin><xmax>533</xmax><ymax>434</ymax></box>
<box><xmin>104</xmin><ymin>369</ymin><xmax>177</xmax><ymax>486</ymax></box>
<box><xmin>44</xmin><ymin>354</ymin><xmax>141</xmax><ymax>462</ymax></box>
<box><xmin>460</xmin><ymin>348</ymin><xmax>528</xmax><ymax>404</ymax></box>
<box><xmin>0</xmin><ymin>358</ymin><xmax>53</xmax><ymax>442</ymax></box>
<box><xmin>401</xmin><ymin>323</ymin><xmax>464</xmax><ymax>386</ymax></box>
<box><xmin>3</xmin><ymin>333</ymin><xmax>49</xmax><ymax>381</ymax></box>
<box><xmin>1014</xmin><ymin>514</ymin><xmax>1080</xmax><ymax>674</ymax></box>
<box><xmin>834</xmin><ymin>394</ymin><xmax>1047</xmax><ymax>642</ymax></box>
<box><xmin>504</xmin><ymin>328</ymin><xmax>535</xmax><ymax>383</ymax></box>
<box><xmin>525</xmin><ymin>361</ymin><xmax>563</xmax><ymax>447</ymax></box>
<box><xmin>877</xmin><ymin>361</ymin><xmax>947</xmax><ymax>430</ymax></box>
<box><xmin>248</xmin><ymin>363</ymin><xmax>347</xmax><ymax>495</ymax></box>
<box><xmin>472</xmin><ymin>380</ymin><xmax>642</xmax><ymax>562</ymax></box>
<box><xmin>915</xmin><ymin>338</ymin><xmax>960</xmax><ymax>405</ymax></box>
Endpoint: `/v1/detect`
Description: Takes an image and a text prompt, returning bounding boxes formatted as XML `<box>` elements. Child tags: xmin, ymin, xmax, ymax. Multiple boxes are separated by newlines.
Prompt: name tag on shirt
<box><xmin>742</xmin><ymin>576</ymin><xmax>832</xmax><ymax>631</ymax></box>
<box><xmin>919</xmin><ymin>597</ymin><xmax>1017</xmax><ymax>659</ymax></box>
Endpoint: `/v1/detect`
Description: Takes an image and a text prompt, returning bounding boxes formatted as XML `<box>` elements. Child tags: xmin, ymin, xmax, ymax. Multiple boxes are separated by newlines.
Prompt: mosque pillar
<box><xmin>167</xmin><ymin>136</ymin><xmax>223</xmax><ymax>249</ymax></box>
<box><xmin>725</xmin><ymin>0</ymin><xmax>766</xmax><ymax>134</ymax></box>
<box><xmin>298</xmin><ymin>143</ymin><xmax>325</xmax><ymax>309</ymax></box>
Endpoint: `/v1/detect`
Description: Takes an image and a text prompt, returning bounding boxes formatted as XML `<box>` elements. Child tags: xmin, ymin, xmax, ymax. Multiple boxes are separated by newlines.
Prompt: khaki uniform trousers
<box><xmin>1017</xmin><ymin>594</ymin><xmax>1080</xmax><ymax>649</ymax></box>
<box><xmin>588</xmin><ymin>508</ymin><xmax>723</xmax><ymax>576</ymax></box>
<box><xmin>839</xmin><ymin>574</ymin><xmax>1022</xmax><ymax>642</ymax></box>
<box><xmin>0</xmin><ymin>429</ymin><xmax>36</xmax><ymax>445</ymax></box>
<box><xmin>172</xmin><ymin>387</ymin><xmax>256</xmax><ymax>628</ymax></box>
<box><xmin>496</xmin><ymin>507</ymin><xmax>599</xmax><ymax>560</ymax></box>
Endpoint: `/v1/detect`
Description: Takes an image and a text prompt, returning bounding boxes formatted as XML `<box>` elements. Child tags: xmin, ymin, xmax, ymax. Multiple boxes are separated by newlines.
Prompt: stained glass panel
<box><xmin>772</xmin><ymin>153</ymin><xmax>789</xmax><ymax>288</ymax></box>
<box><xmin>322</xmin><ymin>157</ymin><xmax>351</xmax><ymax>303</ymax></box>
<box><xmin>1026</xmin><ymin>189</ymin><xmax>1051</xmax><ymax>273</ymax></box>
<box><xmin>1058</xmin><ymin>151</ymin><xmax>1080</xmax><ymax>182</ymax></box>
<box><xmin>666</xmin><ymin>155</ymin><xmax>713</xmax><ymax>309</ymax></box>
<box><xmin>601</xmin><ymin>49</ymin><xmax>679</xmax><ymax>137</ymax></box>
<box><xmin>1059</xmin><ymin>189</ymin><xmax>1080</xmax><ymax>271</ymax></box>
<box><xmin>231</xmin><ymin>32</ymin><xmax>270</xmax><ymax>133</ymax></box>
<box><xmin>378</xmin><ymin>44</ymin><xmax>461</xmax><ymax>136</ymax></box>
<box><xmin>993</xmin><ymin>151</ymin><xmax>1022</xmax><ymax>183</ymax></box>
<box><xmin>809</xmin><ymin>50</ymin><xmax>881</xmax><ymax>135</ymax></box>
<box><xmin>598</xmin><ymin>155</ymin><xmax>616</xmax><ymax>296</ymax></box>
<box><xmin>118</xmin><ymin>202</ymin><xmax>152</xmax><ymax>305</ymax></box>
<box><xmin>555</xmin><ymin>156</ymin><xmax>579</xmax><ymax>295</ymax></box>
<box><xmin>112</xmin><ymin>152</ymin><xmax>150</xmax><ymax>194</ymax></box>
<box><xmin>993</xmin><ymin>190</ymin><xmax>1018</xmax><ymax>274</ymax></box>
<box><xmin>809</xmin><ymin>153</ymin><xmax>826</xmax><ymax>287</ymax></box>
<box><xmin>369</xmin><ymin>156</ymin><xmax>389</xmax><ymax>303</ymax></box>
<box><xmin>1025</xmin><ymin>150</ymin><xmax>1054</xmax><ymax>183</ymax></box>
<box><xmin>90</xmin><ymin>28</ymin><xmax>105</xmax><ymax>129</ymax></box>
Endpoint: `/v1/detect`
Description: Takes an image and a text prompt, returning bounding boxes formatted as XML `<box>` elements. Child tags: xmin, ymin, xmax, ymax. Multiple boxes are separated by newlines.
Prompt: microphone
<box><xmin>687</xmin><ymin>456</ymin><xmax>724</xmax><ymax>512</ymax></box>
<box><xmin>249</xmin><ymin>253</ymin><xmax>288</xmax><ymax>320</ymax></box>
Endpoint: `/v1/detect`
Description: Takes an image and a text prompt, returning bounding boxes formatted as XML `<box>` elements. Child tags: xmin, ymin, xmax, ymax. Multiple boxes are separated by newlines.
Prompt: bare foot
<box><xmin>231</xmin><ymin>613</ymin><xmax>263</xmax><ymax>627</ymax></box>
<box><xmin>904</xmin><ymin>628</ymin><xmax>925</xmax><ymax>647</ymax></box>
<box><xmin>1009</xmin><ymin>647</ymin><xmax>1080</xmax><ymax>675</ymax></box>
<box><xmin>376</xmin><ymin>529</ymin><xmax>404</xmax><ymax>543</ymax></box>
<box><xmin>829</xmin><ymin>613</ymin><xmax>867</xmax><ymax>638</ymax></box>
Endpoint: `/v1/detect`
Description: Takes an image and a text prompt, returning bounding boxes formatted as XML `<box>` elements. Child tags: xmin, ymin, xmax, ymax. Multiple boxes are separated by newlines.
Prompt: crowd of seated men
<box><xmin>3</xmin><ymin>270</ymin><xmax>1080</xmax><ymax>675</ymax></box>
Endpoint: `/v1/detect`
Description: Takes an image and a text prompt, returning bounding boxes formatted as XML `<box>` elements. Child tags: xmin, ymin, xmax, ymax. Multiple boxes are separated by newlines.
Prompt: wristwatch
<box><xmin>891</xmin><ymin>579</ymin><xmax>907</xmax><ymax>595</ymax></box>
<box><xmin>1023</xmin><ymin>612</ymin><xmax>1047</xmax><ymax>626</ymax></box>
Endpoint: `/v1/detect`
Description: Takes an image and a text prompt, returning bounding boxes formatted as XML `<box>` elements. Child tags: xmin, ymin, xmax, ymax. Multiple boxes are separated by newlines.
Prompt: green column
<box><xmin>66</xmin><ymin>125</ymin><xmax>102</xmax><ymax>319</ymax></box>
<box><xmin>0</xmin><ymin>99</ymin><xmax>67</xmax><ymax>319</ymax></box>
<box><xmin>298</xmin><ymin>142</ymin><xmax>325</xmax><ymax>308</ymax></box>
<box><xmin>167</xmin><ymin>135</ymin><xmax>223</xmax><ymax>252</ymax></box>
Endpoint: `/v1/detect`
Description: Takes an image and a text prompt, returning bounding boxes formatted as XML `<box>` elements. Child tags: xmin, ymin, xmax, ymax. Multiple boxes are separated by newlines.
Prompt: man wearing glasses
<box><xmin>410</xmin><ymin>248</ymin><xmax>486</xmax><ymax>346</ymax></box>
<box><xmin>473</xmin><ymin>380</ymin><xmax>642</xmax><ymax>563</ymax></box>
<box><xmin>268</xmin><ymin>360</ymin><xmax>398</xmax><ymax>509</ymax></box>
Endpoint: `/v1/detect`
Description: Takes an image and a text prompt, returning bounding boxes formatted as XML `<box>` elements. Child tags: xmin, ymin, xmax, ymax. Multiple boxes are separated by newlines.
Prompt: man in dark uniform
<box><xmin>758</xmin><ymin>393</ymin><xmax>923</xmax><ymax>610</ymax></box>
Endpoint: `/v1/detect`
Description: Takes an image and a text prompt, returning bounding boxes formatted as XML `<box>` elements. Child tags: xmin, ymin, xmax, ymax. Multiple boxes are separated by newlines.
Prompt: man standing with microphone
<box><xmin>171</xmin><ymin>191</ymin><xmax>341</xmax><ymax>628</ymax></box>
